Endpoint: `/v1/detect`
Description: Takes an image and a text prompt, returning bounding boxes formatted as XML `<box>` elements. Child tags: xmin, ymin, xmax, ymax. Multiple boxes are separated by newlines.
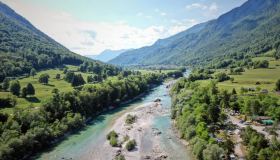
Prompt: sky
<box><xmin>2</xmin><ymin>0</ymin><xmax>247</xmax><ymax>55</ymax></box>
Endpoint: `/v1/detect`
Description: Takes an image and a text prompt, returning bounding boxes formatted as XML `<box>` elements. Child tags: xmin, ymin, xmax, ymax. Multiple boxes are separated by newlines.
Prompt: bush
<box><xmin>125</xmin><ymin>114</ymin><xmax>136</xmax><ymax>125</ymax></box>
<box><xmin>110</xmin><ymin>136</ymin><xmax>118</xmax><ymax>147</ymax></box>
<box><xmin>9</xmin><ymin>80</ymin><xmax>21</xmax><ymax>96</ymax></box>
<box><xmin>215</xmin><ymin>73</ymin><xmax>230</xmax><ymax>82</ymax></box>
<box><xmin>125</xmin><ymin>139</ymin><xmax>136</xmax><ymax>151</ymax></box>
<box><xmin>107</xmin><ymin>130</ymin><xmax>119</xmax><ymax>147</ymax></box>
<box><xmin>107</xmin><ymin>130</ymin><xmax>118</xmax><ymax>140</ymax></box>
<box><xmin>253</xmin><ymin>60</ymin><xmax>269</xmax><ymax>69</ymax></box>
<box><xmin>115</xmin><ymin>154</ymin><xmax>126</xmax><ymax>160</ymax></box>
<box><xmin>276</xmin><ymin>79</ymin><xmax>280</xmax><ymax>91</ymax></box>
<box><xmin>38</xmin><ymin>73</ymin><xmax>50</xmax><ymax>84</ymax></box>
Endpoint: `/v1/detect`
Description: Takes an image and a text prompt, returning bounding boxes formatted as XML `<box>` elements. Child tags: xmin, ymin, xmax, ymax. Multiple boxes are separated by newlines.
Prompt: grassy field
<box><xmin>198</xmin><ymin>57</ymin><xmax>280</xmax><ymax>96</ymax></box>
<box><xmin>0</xmin><ymin>65</ymin><xmax>93</xmax><ymax>113</ymax></box>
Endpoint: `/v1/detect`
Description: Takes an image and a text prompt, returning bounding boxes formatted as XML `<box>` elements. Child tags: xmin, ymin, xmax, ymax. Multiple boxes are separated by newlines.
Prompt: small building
<box><xmin>262</xmin><ymin>120</ymin><xmax>274</xmax><ymax>125</ymax></box>
<box><xmin>253</xmin><ymin>116</ymin><xmax>273</xmax><ymax>125</ymax></box>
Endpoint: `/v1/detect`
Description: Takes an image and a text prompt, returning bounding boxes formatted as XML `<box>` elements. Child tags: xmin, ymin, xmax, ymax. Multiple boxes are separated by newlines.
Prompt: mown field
<box><xmin>198</xmin><ymin>57</ymin><xmax>280</xmax><ymax>97</ymax></box>
<box><xmin>0</xmin><ymin>65</ymin><xmax>93</xmax><ymax>113</ymax></box>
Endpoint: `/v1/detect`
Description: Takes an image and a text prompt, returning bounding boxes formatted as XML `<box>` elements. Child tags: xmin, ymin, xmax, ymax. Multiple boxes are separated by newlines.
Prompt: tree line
<box><xmin>170</xmin><ymin>76</ymin><xmax>280</xmax><ymax>160</ymax></box>
<box><xmin>0</xmin><ymin>72</ymin><xmax>166</xmax><ymax>160</ymax></box>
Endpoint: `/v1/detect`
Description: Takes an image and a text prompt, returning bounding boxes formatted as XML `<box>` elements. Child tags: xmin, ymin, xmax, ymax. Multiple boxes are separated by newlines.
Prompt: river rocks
<box><xmin>152</xmin><ymin>128</ymin><xmax>162</xmax><ymax>136</ymax></box>
<box><xmin>154</xmin><ymin>154</ymin><xmax>168</xmax><ymax>160</ymax></box>
<box><xmin>154</xmin><ymin>98</ymin><xmax>161</xmax><ymax>102</ymax></box>
<box><xmin>115</xmin><ymin>149</ymin><xmax>122</xmax><ymax>156</ymax></box>
<box><xmin>143</xmin><ymin>155</ymin><xmax>151</xmax><ymax>159</ymax></box>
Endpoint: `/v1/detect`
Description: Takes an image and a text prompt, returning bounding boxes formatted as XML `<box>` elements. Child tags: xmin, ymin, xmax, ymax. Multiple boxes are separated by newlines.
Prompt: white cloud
<box><xmin>160</xmin><ymin>12</ymin><xmax>167</xmax><ymax>16</ymax></box>
<box><xmin>209</xmin><ymin>3</ymin><xmax>218</xmax><ymax>12</ymax></box>
<box><xmin>2</xmin><ymin>0</ymin><xmax>198</xmax><ymax>55</ymax></box>
<box><xmin>186</xmin><ymin>3</ymin><xmax>208</xmax><ymax>10</ymax></box>
<box><xmin>186</xmin><ymin>2</ymin><xmax>218</xmax><ymax>12</ymax></box>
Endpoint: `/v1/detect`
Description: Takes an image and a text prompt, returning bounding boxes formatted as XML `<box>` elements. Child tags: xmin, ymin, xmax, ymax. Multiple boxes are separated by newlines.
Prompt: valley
<box><xmin>1</xmin><ymin>0</ymin><xmax>280</xmax><ymax>160</ymax></box>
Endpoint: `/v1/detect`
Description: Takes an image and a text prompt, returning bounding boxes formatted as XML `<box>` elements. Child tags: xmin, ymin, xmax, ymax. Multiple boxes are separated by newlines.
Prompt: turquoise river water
<box><xmin>35</xmin><ymin>79</ymin><xmax>192</xmax><ymax>160</ymax></box>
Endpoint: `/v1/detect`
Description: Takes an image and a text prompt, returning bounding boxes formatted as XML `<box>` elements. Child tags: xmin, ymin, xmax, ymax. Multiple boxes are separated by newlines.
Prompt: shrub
<box><xmin>9</xmin><ymin>80</ymin><xmax>21</xmax><ymax>96</ymax></box>
<box><xmin>38</xmin><ymin>73</ymin><xmax>50</xmax><ymax>84</ymax></box>
<box><xmin>125</xmin><ymin>139</ymin><xmax>136</xmax><ymax>151</ymax></box>
<box><xmin>276</xmin><ymin>79</ymin><xmax>280</xmax><ymax>91</ymax></box>
<box><xmin>215</xmin><ymin>72</ymin><xmax>230</xmax><ymax>82</ymax></box>
<box><xmin>107</xmin><ymin>130</ymin><xmax>119</xmax><ymax>147</ymax></box>
<box><xmin>125</xmin><ymin>114</ymin><xmax>136</xmax><ymax>125</ymax></box>
<box><xmin>110</xmin><ymin>136</ymin><xmax>118</xmax><ymax>147</ymax></box>
<box><xmin>107</xmin><ymin>130</ymin><xmax>118</xmax><ymax>140</ymax></box>
<box><xmin>115</xmin><ymin>154</ymin><xmax>126</xmax><ymax>160</ymax></box>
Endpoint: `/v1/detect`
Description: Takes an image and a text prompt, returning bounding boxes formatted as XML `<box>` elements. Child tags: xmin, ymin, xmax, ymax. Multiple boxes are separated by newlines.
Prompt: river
<box><xmin>35</xmin><ymin>75</ymin><xmax>192</xmax><ymax>160</ymax></box>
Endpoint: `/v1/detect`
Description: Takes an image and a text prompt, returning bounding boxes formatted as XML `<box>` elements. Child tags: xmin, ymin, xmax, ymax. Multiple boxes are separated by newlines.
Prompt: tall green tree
<box><xmin>71</xmin><ymin>74</ymin><xmax>85</xmax><ymax>87</ymax></box>
<box><xmin>26</xmin><ymin>83</ymin><xmax>35</xmax><ymax>95</ymax></box>
<box><xmin>21</xmin><ymin>87</ymin><xmax>27</xmax><ymax>98</ymax></box>
<box><xmin>9</xmin><ymin>80</ymin><xmax>21</xmax><ymax>96</ymax></box>
<box><xmin>2</xmin><ymin>78</ymin><xmax>10</xmax><ymax>91</ymax></box>
<box><xmin>39</xmin><ymin>74</ymin><xmax>50</xmax><ymax>84</ymax></box>
<box><xmin>30</xmin><ymin>68</ymin><xmax>36</xmax><ymax>78</ymax></box>
<box><xmin>203</xmin><ymin>144</ymin><xmax>224</xmax><ymax>160</ymax></box>
<box><xmin>276</xmin><ymin>79</ymin><xmax>280</xmax><ymax>91</ymax></box>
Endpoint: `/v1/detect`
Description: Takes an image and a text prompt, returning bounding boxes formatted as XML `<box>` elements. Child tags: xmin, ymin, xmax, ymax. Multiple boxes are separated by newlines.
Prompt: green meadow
<box><xmin>198</xmin><ymin>57</ymin><xmax>280</xmax><ymax>96</ymax></box>
<box><xmin>0</xmin><ymin>65</ymin><xmax>93</xmax><ymax>113</ymax></box>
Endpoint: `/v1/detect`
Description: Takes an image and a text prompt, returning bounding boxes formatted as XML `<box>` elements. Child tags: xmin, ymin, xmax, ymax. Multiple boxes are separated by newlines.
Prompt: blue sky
<box><xmin>3</xmin><ymin>0</ymin><xmax>247</xmax><ymax>55</ymax></box>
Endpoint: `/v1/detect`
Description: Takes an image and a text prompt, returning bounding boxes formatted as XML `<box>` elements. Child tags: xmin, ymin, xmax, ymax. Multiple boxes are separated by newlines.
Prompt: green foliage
<box><xmin>38</xmin><ymin>73</ymin><xmax>50</xmax><ymax>84</ymax></box>
<box><xmin>26</xmin><ymin>83</ymin><xmax>35</xmax><ymax>95</ymax></box>
<box><xmin>21</xmin><ymin>87</ymin><xmax>27</xmax><ymax>98</ymax></box>
<box><xmin>0</xmin><ymin>95</ymin><xmax>17</xmax><ymax>108</ymax></box>
<box><xmin>2</xmin><ymin>78</ymin><xmax>10</xmax><ymax>91</ymax></box>
<box><xmin>107</xmin><ymin>130</ymin><xmax>118</xmax><ymax>147</ymax></box>
<box><xmin>125</xmin><ymin>114</ymin><xmax>136</xmax><ymax>125</ymax></box>
<box><xmin>215</xmin><ymin>73</ymin><xmax>230</xmax><ymax>82</ymax></box>
<box><xmin>115</xmin><ymin>154</ymin><xmax>126</xmax><ymax>160</ymax></box>
<box><xmin>240</xmin><ymin>126</ymin><xmax>280</xmax><ymax>160</ymax></box>
<box><xmin>71</xmin><ymin>74</ymin><xmax>85</xmax><ymax>87</ymax></box>
<box><xmin>125</xmin><ymin>139</ymin><xmax>136</xmax><ymax>151</ymax></box>
<box><xmin>9</xmin><ymin>80</ymin><xmax>20</xmax><ymax>96</ymax></box>
<box><xmin>202</xmin><ymin>144</ymin><xmax>224</xmax><ymax>160</ymax></box>
<box><xmin>188</xmin><ymin>69</ymin><xmax>212</xmax><ymax>82</ymax></box>
<box><xmin>253</xmin><ymin>60</ymin><xmax>269</xmax><ymax>69</ymax></box>
<box><xmin>30</xmin><ymin>68</ymin><xmax>36</xmax><ymax>77</ymax></box>
<box><xmin>55</xmin><ymin>74</ymin><xmax>61</xmax><ymax>80</ymax></box>
<box><xmin>107</xmin><ymin>130</ymin><xmax>118</xmax><ymax>140</ymax></box>
<box><xmin>276</xmin><ymin>79</ymin><xmax>280</xmax><ymax>91</ymax></box>
<box><xmin>64</xmin><ymin>71</ymin><xmax>75</xmax><ymax>83</ymax></box>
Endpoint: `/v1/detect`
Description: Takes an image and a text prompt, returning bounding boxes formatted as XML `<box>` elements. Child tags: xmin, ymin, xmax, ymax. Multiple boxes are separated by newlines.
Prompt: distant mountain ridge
<box><xmin>110</xmin><ymin>0</ymin><xmax>280</xmax><ymax>66</ymax></box>
<box><xmin>87</xmin><ymin>49</ymin><xmax>130</xmax><ymax>62</ymax></box>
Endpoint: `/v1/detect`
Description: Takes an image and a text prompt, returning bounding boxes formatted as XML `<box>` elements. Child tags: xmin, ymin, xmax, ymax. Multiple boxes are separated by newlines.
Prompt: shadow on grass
<box><xmin>26</xmin><ymin>97</ymin><xmax>41</xmax><ymax>103</ymax></box>
<box><xmin>44</xmin><ymin>84</ymin><xmax>55</xmax><ymax>87</ymax></box>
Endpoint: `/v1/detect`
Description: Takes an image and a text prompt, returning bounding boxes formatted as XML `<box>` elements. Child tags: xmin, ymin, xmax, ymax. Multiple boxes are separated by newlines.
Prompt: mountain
<box><xmin>110</xmin><ymin>0</ymin><xmax>280</xmax><ymax>66</ymax></box>
<box><xmin>87</xmin><ymin>49</ymin><xmax>130</xmax><ymax>62</ymax></box>
<box><xmin>0</xmin><ymin>1</ymin><xmax>99</xmax><ymax>81</ymax></box>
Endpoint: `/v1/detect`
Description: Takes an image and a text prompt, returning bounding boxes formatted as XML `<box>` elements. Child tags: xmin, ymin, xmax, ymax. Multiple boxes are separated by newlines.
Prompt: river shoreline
<box><xmin>36</xmin><ymin>80</ymin><xmax>193</xmax><ymax>160</ymax></box>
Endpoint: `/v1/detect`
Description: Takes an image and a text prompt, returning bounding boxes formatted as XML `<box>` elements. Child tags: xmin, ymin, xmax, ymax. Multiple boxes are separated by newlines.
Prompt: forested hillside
<box><xmin>110</xmin><ymin>0</ymin><xmax>280</xmax><ymax>66</ymax></box>
<box><xmin>0</xmin><ymin>2</ymin><xmax>109</xmax><ymax>81</ymax></box>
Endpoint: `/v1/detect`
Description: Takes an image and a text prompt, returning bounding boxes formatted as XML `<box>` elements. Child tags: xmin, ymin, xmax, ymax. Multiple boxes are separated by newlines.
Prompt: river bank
<box><xmin>36</xmin><ymin>81</ymin><xmax>192</xmax><ymax>160</ymax></box>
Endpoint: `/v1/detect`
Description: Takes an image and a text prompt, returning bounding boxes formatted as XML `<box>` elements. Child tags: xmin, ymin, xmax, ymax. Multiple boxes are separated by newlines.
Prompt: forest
<box><xmin>0</xmin><ymin>71</ymin><xmax>169</xmax><ymax>160</ymax></box>
<box><xmin>171</xmin><ymin>69</ymin><xmax>280</xmax><ymax>160</ymax></box>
